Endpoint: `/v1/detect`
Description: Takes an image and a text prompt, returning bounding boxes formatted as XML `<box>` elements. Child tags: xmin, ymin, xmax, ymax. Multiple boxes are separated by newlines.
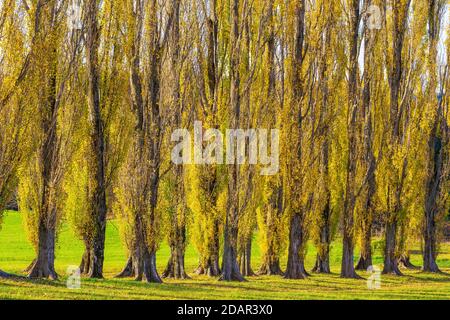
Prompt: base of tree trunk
<box><xmin>23</xmin><ymin>259</ymin><xmax>37</xmax><ymax>273</ymax></box>
<box><xmin>238</xmin><ymin>240</ymin><xmax>255</xmax><ymax>277</ymax></box>
<box><xmin>382</xmin><ymin>260</ymin><xmax>403</xmax><ymax>275</ymax></box>
<box><xmin>140</xmin><ymin>250</ymin><xmax>163</xmax><ymax>283</ymax></box>
<box><xmin>422</xmin><ymin>244</ymin><xmax>441</xmax><ymax>273</ymax></box>
<box><xmin>421</xmin><ymin>260</ymin><xmax>441</xmax><ymax>273</ymax></box>
<box><xmin>257</xmin><ymin>258</ymin><xmax>284</xmax><ymax>276</ymax></box>
<box><xmin>162</xmin><ymin>253</ymin><xmax>190</xmax><ymax>279</ymax></box>
<box><xmin>341</xmin><ymin>235</ymin><xmax>362</xmax><ymax>279</ymax></box>
<box><xmin>355</xmin><ymin>255</ymin><xmax>373</xmax><ymax>271</ymax></box>
<box><xmin>239</xmin><ymin>266</ymin><xmax>255</xmax><ymax>277</ymax></box>
<box><xmin>218</xmin><ymin>271</ymin><xmax>246</xmax><ymax>282</ymax></box>
<box><xmin>79</xmin><ymin>247</ymin><xmax>104</xmax><ymax>279</ymax></box>
<box><xmin>27</xmin><ymin>259</ymin><xmax>58</xmax><ymax>280</ymax></box>
<box><xmin>115</xmin><ymin>257</ymin><xmax>135</xmax><ymax>278</ymax></box>
<box><xmin>220</xmin><ymin>246</ymin><xmax>246</xmax><ymax>282</ymax></box>
<box><xmin>194</xmin><ymin>257</ymin><xmax>221</xmax><ymax>277</ymax></box>
<box><xmin>399</xmin><ymin>255</ymin><xmax>420</xmax><ymax>270</ymax></box>
<box><xmin>311</xmin><ymin>255</ymin><xmax>331</xmax><ymax>274</ymax></box>
<box><xmin>285</xmin><ymin>213</ymin><xmax>309</xmax><ymax>279</ymax></box>
<box><xmin>194</xmin><ymin>265</ymin><xmax>205</xmax><ymax>275</ymax></box>
<box><xmin>284</xmin><ymin>266</ymin><xmax>309</xmax><ymax>279</ymax></box>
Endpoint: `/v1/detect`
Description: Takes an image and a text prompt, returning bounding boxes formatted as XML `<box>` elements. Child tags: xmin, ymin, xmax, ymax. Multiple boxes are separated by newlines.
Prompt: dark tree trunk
<box><xmin>220</xmin><ymin>0</ymin><xmax>245</xmax><ymax>283</ymax></box>
<box><xmin>399</xmin><ymin>254</ymin><xmax>419</xmax><ymax>270</ymax></box>
<box><xmin>238</xmin><ymin>237</ymin><xmax>255</xmax><ymax>276</ymax></box>
<box><xmin>85</xmin><ymin>0</ymin><xmax>107</xmax><ymax>279</ymax></box>
<box><xmin>257</xmin><ymin>0</ymin><xmax>283</xmax><ymax>278</ymax></box>
<box><xmin>382</xmin><ymin>220</ymin><xmax>402</xmax><ymax>275</ymax></box>
<box><xmin>28</xmin><ymin>220</ymin><xmax>57</xmax><ymax>279</ymax></box>
<box><xmin>422</xmin><ymin>204</ymin><xmax>441</xmax><ymax>272</ymax></box>
<box><xmin>421</xmin><ymin>0</ymin><xmax>447</xmax><ymax>275</ymax></box>
<box><xmin>312</xmin><ymin>253</ymin><xmax>330</xmax><ymax>274</ymax></box>
<box><xmin>422</xmin><ymin>222</ymin><xmax>440</xmax><ymax>273</ymax></box>
<box><xmin>422</xmin><ymin>109</ymin><xmax>445</xmax><ymax>273</ymax></box>
<box><xmin>29</xmin><ymin>34</ymin><xmax>60</xmax><ymax>280</ymax></box>
<box><xmin>356</xmin><ymin>13</ymin><xmax>376</xmax><ymax>273</ymax></box>
<box><xmin>340</xmin><ymin>0</ymin><xmax>360</xmax><ymax>280</ymax></box>
<box><xmin>285</xmin><ymin>213</ymin><xmax>309</xmax><ymax>279</ymax></box>
<box><xmin>258</xmin><ymin>255</ymin><xmax>284</xmax><ymax>276</ymax></box>
<box><xmin>163</xmin><ymin>210</ymin><xmax>189</xmax><ymax>279</ymax></box>
<box><xmin>220</xmin><ymin>215</ymin><xmax>245</xmax><ymax>281</ymax></box>
<box><xmin>162</xmin><ymin>247</ymin><xmax>189</xmax><ymax>279</ymax></box>
<box><xmin>115</xmin><ymin>256</ymin><xmax>135</xmax><ymax>278</ymax></box>
<box><xmin>341</xmin><ymin>228</ymin><xmax>360</xmax><ymax>278</ymax></box>
<box><xmin>162</xmin><ymin>1</ymin><xmax>188</xmax><ymax>280</ymax></box>
<box><xmin>79</xmin><ymin>243</ymin><xmax>91</xmax><ymax>274</ymax></box>
<box><xmin>355</xmin><ymin>223</ymin><xmax>373</xmax><ymax>271</ymax></box>
<box><xmin>220</xmin><ymin>211</ymin><xmax>245</xmax><ymax>281</ymax></box>
<box><xmin>312</xmin><ymin>201</ymin><xmax>331</xmax><ymax>274</ymax></box>
<box><xmin>132</xmin><ymin>213</ymin><xmax>162</xmax><ymax>283</ymax></box>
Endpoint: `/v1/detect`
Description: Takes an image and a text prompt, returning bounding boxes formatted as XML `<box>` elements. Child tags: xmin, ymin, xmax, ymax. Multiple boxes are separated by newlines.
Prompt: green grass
<box><xmin>0</xmin><ymin>210</ymin><xmax>449</xmax><ymax>300</ymax></box>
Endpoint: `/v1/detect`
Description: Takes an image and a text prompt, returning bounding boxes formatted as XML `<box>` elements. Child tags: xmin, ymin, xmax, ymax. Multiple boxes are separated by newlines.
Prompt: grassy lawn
<box><xmin>0</xmin><ymin>210</ymin><xmax>449</xmax><ymax>300</ymax></box>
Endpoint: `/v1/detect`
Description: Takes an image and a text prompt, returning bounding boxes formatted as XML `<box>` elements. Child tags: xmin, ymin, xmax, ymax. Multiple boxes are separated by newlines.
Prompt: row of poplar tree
<box><xmin>0</xmin><ymin>0</ymin><xmax>449</xmax><ymax>282</ymax></box>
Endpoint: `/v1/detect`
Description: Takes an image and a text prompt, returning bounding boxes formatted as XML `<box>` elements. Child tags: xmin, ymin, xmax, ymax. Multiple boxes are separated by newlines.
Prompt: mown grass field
<box><xmin>0</xmin><ymin>210</ymin><xmax>449</xmax><ymax>300</ymax></box>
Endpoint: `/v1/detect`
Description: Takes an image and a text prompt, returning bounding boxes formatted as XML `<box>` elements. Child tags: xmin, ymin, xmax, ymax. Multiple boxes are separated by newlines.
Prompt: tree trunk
<box><xmin>284</xmin><ymin>213</ymin><xmax>308</xmax><ymax>279</ymax></box>
<box><xmin>258</xmin><ymin>254</ymin><xmax>284</xmax><ymax>276</ymax></box>
<box><xmin>194</xmin><ymin>219</ymin><xmax>221</xmax><ymax>276</ymax></box>
<box><xmin>162</xmin><ymin>0</ymin><xmax>188</xmax><ymax>280</ymax></box>
<box><xmin>341</xmin><ymin>227</ymin><xmax>360</xmax><ymax>278</ymax></box>
<box><xmin>221</xmin><ymin>209</ymin><xmax>245</xmax><ymax>281</ymax></box>
<box><xmin>28</xmin><ymin>220</ymin><xmax>57</xmax><ymax>279</ymax></box>
<box><xmin>163</xmin><ymin>202</ymin><xmax>189</xmax><ymax>279</ymax></box>
<box><xmin>132</xmin><ymin>213</ymin><xmax>162</xmax><ymax>283</ymax></box>
<box><xmin>29</xmin><ymin>35</ymin><xmax>60</xmax><ymax>280</ymax></box>
<box><xmin>421</xmin><ymin>0</ymin><xmax>447</xmax><ymax>275</ymax></box>
<box><xmin>115</xmin><ymin>256</ymin><xmax>135</xmax><ymax>278</ymax></box>
<box><xmin>85</xmin><ymin>0</ymin><xmax>107</xmax><ymax>279</ymax></box>
<box><xmin>238</xmin><ymin>236</ymin><xmax>255</xmax><ymax>276</ymax></box>
<box><xmin>399</xmin><ymin>254</ymin><xmax>419</xmax><ymax>270</ymax></box>
<box><xmin>355</xmin><ymin>227</ymin><xmax>373</xmax><ymax>271</ymax></box>
<box><xmin>220</xmin><ymin>0</ymin><xmax>245</xmax><ymax>283</ymax></box>
<box><xmin>312</xmin><ymin>201</ymin><xmax>331</xmax><ymax>274</ymax></box>
<box><xmin>163</xmin><ymin>245</ymin><xmax>190</xmax><ymax>279</ymax></box>
<box><xmin>382</xmin><ymin>220</ymin><xmax>402</xmax><ymax>275</ymax></box>
<box><xmin>356</xmin><ymin>11</ymin><xmax>376</xmax><ymax>273</ymax></box>
<box><xmin>422</xmin><ymin>209</ymin><xmax>440</xmax><ymax>272</ymax></box>
<box><xmin>340</xmin><ymin>0</ymin><xmax>360</xmax><ymax>280</ymax></box>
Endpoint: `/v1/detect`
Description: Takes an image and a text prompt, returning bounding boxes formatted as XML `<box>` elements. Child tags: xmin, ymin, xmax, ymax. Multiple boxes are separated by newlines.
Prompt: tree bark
<box><xmin>312</xmin><ymin>201</ymin><xmax>331</xmax><ymax>274</ymax></box>
<box><xmin>341</xmin><ymin>0</ymin><xmax>360</xmax><ymax>279</ymax></box>
<box><xmin>382</xmin><ymin>220</ymin><xmax>402</xmax><ymax>275</ymax></box>
<box><xmin>84</xmin><ymin>0</ymin><xmax>107</xmax><ymax>279</ymax></box>
<box><xmin>422</xmin><ymin>0</ymin><xmax>446</xmax><ymax>274</ymax></box>
<box><xmin>356</xmin><ymin>5</ymin><xmax>376</xmax><ymax>272</ymax></box>
<box><xmin>238</xmin><ymin>236</ymin><xmax>255</xmax><ymax>276</ymax></box>
<box><xmin>194</xmin><ymin>219</ymin><xmax>221</xmax><ymax>276</ymax></box>
<box><xmin>28</xmin><ymin>19</ymin><xmax>60</xmax><ymax>279</ymax></box>
<box><xmin>355</xmin><ymin>226</ymin><xmax>373</xmax><ymax>271</ymax></box>
<box><xmin>399</xmin><ymin>253</ymin><xmax>419</xmax><ymax>270</ymax></box>
<box><xmin>220</xmin><ymin>0</ymin><xmax>245</xmax><ymax>282</ymax></box>
<box><xmin>285</xmin><ymin>213</ymin><xmax>309</xmax><ymax>279</ymax></box>
<box><xmin>28</xmin><ymin>220</ymin><xmax>57</xmax><ymax>279</ymax></box>
<box><xmin>257</xmin><ymin>186</ymin><xmax>284</xmax><ymax>276</ymax></box>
